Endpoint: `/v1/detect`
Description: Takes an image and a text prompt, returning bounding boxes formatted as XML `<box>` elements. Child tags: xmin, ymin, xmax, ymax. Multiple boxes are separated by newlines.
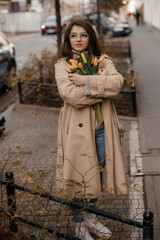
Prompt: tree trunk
<box><xmin>97</xmin><ymin>0</ymin><xmax>104</xmax><ymax>43</ymax></box>
<box><xmin>55</xmin><ymin>0</ymin><xmax>62</xmax><ymax>57</ymax></box>
<box><xmin>97</xmin><ymin>0</ymin><xmax>101</xmax><ymax>34</ymax></box>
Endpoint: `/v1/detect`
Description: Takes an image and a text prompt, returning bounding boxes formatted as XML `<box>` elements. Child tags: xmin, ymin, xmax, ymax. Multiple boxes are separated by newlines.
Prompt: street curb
<box><xmin>134</xmin><ymin>80</ymin><xmax>148</xmax><ymax>154</ymax></box>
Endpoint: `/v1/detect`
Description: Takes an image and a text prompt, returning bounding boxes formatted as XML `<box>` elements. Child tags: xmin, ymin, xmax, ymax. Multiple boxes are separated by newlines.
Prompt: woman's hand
<box><xmin>68</xmin><ymin>74</ymin><xmax>86</xmax><ymax>86</ymax></box>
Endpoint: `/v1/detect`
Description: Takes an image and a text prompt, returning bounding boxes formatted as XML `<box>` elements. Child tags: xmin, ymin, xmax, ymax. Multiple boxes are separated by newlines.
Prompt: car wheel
<box><xmin>106</xmin><ymin>30</ymin><xmax>113</xmax><ymax>39</ymax></box>
<box><xmin>6</xmin><ymin>64</ymin><xmax>16</xmax><ymax>90</ymax></box>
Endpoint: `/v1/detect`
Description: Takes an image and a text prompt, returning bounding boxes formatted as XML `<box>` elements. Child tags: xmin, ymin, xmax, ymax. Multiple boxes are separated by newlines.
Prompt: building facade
<box><xmin>143</xmin><ymin>0</ymin><xmax>160</xmax><ymax>30</ymax></box>
<box><xmin>127</xmin><ymin>0</ymin><xmax>160</xmax><ymax>30</ymax></box>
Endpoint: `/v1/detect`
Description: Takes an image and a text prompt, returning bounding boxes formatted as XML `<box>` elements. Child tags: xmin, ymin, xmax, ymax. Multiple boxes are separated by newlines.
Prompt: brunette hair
<box><xmin>61</xmin><ymin>19</ymin><xmax>102</xmax><ymax>59</ymax></box>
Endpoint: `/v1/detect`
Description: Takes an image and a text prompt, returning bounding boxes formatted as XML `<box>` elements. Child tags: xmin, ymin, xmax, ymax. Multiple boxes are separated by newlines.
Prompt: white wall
<box><xmin>143</xmin><ymin>0</ymin><xmax>160</xmax><ymax>30</ymax></box>
<box><xmin>0</xmin><ymin>12</ymin><xmax>47</xmax><ymax>33</ymax></box>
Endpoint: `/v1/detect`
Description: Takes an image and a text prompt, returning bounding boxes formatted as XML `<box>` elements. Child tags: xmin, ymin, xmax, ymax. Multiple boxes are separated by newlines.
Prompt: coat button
<box><xmin>79</xmin><ymin>123</ymin><xmax>83</xmax><ymax>127</ymax></box>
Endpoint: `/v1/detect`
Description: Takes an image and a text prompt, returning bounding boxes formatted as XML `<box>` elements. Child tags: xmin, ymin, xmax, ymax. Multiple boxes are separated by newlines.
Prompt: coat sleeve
<box><xmin>54</xmin><ymin>59</ymin><xmax>102</xmax><ymax>109</ymax></box>
<box><xmin>84</xmin><ymin>57</ymin><xmax>124</xmax><ymax>98</ymax></box>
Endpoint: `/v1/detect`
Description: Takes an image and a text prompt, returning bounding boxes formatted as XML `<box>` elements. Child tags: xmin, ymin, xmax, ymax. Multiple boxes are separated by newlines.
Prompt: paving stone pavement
<box><xmin>0</xmin><ymin>101</ymin><xmax>144</xmax><ymax>239</ymax></box>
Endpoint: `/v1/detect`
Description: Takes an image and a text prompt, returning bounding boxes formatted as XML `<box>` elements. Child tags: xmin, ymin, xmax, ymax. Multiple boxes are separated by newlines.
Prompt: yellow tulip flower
<box><xmin>69</xmin><ymin>59</ymin><xmax>78</xmax><ymax>65</ymax></box>
<box><xmin>81</xmin><ymin>53</ymin><xmax>87</xmax><ymax>64</ymax></box>
<box><xmin>91</xmin><ymin>56</ymin><xmax>94</xmax><ymax>64</ymax></box>
<box><xmin>93</xmin><ymin>57</ymin><xmax>98</xmax><ymax>67</ymax></box>
<box><xmin>99</xmin><ymin>55</ymin><xmax>105</xmax><ymax>63</ymax></box>
<box><xmin>78</xmin><ymin>62</ymin><xmax>83</xmax><ymax>69</ymax></box>
<box><xmin>68</xmin><ymin>63</ymin><xmax>78</xmax><ymax>70</ymax></box>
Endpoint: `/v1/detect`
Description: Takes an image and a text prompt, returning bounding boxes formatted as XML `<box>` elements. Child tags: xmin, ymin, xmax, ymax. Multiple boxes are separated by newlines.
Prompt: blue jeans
<box><xmin>71</xmin><ymin>128</ymin><xmax>106</xmax><ymax>223</ymax></box>
<box><xmin>95</xmin><ymin>127</ymin><xmax>106</xmax><ymax>170</ymax></box>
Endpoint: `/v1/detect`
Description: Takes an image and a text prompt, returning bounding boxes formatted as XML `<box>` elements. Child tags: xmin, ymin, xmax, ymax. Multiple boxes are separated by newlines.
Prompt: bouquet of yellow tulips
<box><xmin>68</xmin><ymin>52</ymin><xmax>105</xmax><ymax>124</ymax></box>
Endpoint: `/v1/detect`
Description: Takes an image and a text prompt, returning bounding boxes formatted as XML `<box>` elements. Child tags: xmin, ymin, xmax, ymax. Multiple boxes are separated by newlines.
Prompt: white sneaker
<box><xmin>75</xmin><ymin>222</ymin><xmax>94</xmax><ymax>240</ymax></box>
<box><xmin>84</xmin><ymin>214</ymin><xmax>112</xmax><ymax>239</ymax></box>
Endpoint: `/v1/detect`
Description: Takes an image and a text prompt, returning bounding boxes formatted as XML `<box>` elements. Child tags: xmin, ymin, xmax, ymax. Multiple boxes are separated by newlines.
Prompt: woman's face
<box><xmin>69</xmin><ymin>25</ymin><xmax>89</xmax><ymax>52</ymax></box>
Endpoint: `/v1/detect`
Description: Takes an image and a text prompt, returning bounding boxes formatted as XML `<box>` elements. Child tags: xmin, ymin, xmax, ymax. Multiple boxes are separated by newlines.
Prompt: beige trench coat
<box><xmin>54</xmin><ymin>56</ymin><xmax>127</xmax><ymax>199</ymax></box>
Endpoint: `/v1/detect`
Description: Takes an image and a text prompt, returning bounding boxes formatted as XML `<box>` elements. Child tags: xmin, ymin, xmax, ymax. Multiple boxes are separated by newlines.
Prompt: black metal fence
<box><xmin>0</xmin><ymin>116</ymin><xmax>6</xmax><ymax>137</ymax></box>
<box><xmin>116</xmin><ymin>70</ymin><xmax>137</xmax><ymax>117</ymax></box>
<box><xmin>17</xmin><ymin>75</ymin><xmax>137</xmax><ymax>117</ymax></box>
<box><xmin>103</xmin><ymin>40</ymin><xmax>132</xmax><ymax>59</ymax></box>
<box><xmin>18</xmin><ymin>82</ymin><xmax>63</xmax><ymax>105</ymax></box>
<box><xmin>0</xmin><ymin>172</ymin><xmax>153</xmax><ymax>239</ymax></box>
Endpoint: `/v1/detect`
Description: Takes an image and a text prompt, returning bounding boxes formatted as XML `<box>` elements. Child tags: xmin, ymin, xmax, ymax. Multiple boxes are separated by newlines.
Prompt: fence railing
<box><xmin>17</xmin><ymin>74</ymin><xmax>137</xmax><ymax>117</ymax></box>
<box><xmin>116</xmin><ymin>70</ymin><xmax>137</xmax><ymax>117</ymax></box>
<box><xmin>103</xmin><ymin>40</ymin><xmax>132</xmax><ymax>59</ymax></box>
<box><xmin>17</xmin><ymin>82</ymin><xmax>63</xmax><ymax>104</ymax></box>
<box><xmin>0</xmin><ymin>172</ymin><xmax>153</xmax><ymax>239</ymax></box>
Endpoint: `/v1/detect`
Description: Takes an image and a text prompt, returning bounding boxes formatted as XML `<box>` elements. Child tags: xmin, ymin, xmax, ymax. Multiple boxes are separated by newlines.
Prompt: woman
<box><xmin>54</xmin><ymin>19</ymin><xmax>127</xmax><ymax>240</ymax></box>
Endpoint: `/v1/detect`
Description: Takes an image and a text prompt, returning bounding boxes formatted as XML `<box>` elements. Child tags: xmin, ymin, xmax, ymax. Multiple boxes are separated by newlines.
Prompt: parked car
<box><xmin>0</xmin><ymin>31</ymin><xmax>16</xmax><ymax>90</ymax></box>
<box><xmin>41</xmin><ymin>16</ymin><xmax>57</xmax><ymax>35</ymax></box>
<box><xmin>86</xmin><ymin>13</ymin><xmax>132</xmax><ymax>38</ymax></box>
<box><xmin>103</xmin><ymin>16</ymin><xmax>132</xmax><ymax>37</ymax></box>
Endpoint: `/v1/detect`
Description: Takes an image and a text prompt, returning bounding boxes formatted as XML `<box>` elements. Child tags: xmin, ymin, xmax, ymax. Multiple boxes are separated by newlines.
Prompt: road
<box><xmin>0</xmin><ymin>32</ymin><xmax>58</xmax><ymax>113</ymax></box>
<box><xmin>8</xmin><ymin>32</ymin><xmax>58</xmax><ymax>70</ymax></box>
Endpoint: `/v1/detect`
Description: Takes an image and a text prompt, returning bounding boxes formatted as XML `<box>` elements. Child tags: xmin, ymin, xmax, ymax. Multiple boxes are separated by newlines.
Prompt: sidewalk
<box><xmin>0</xmin><ymin>99</ymin><xmax>144</xmax><ymax>239</ymax></box>
<box><xmin>129</xmin><ymin>18</ymin><xmax>160</xmax><ymax>239</ymax></box>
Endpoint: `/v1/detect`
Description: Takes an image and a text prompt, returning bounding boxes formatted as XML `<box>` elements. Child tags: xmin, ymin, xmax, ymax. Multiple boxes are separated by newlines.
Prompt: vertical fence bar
<box><xmin>6</xmin><ymin>172</ymin><xmax>18</xmax><ymax>232</ymax></box>
<box><xmin>18</xmin><ymin>81</ymin><xmax>23</xmax><ymax>103</ymax></box>
<box><xmin>128</xmin><ymin>40</ymin><xmax>131</xmax><ymax>59</ymax></box>
<box><xmin>131</xmin><ymin>70</ymin><xmax>137</xmax><ymax>117</ymax></box>
<box><xmin>131</xmin><ymin>86</ymin><xmax>136</xmax><ymax>117</ymax></box>
<box><xmin>143</xmin><ymin>210</ymin><xmax>154</xmax><ymax>240</ymax></box>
